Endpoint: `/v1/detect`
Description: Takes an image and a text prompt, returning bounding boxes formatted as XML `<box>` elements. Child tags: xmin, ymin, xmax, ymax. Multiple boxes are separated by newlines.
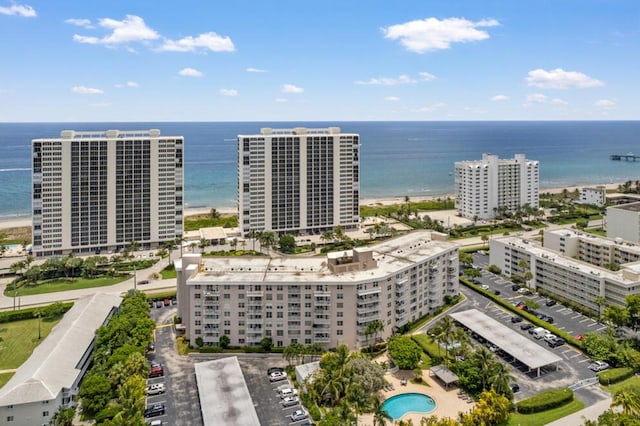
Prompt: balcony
<box><xmin>314</xmin><ymin>334</ymin><xmax>331</xmax><ymax>343</ymax></box>
<box><xmin>247</xmin><ymin>318</ymin><xmax>263</xmax><ymax>325</ymax></box>
<box><xmin>315</xmin><ymin>298</ymin><xmax>331</xmax><ymax>306</ymax></box>
<box><xmin>247</xmin><ymin>291</ymin><xmax>263</xmax><ymax>298</ymax></box>
<box><xmin>357</xmin><ymin>305</ymin><xmax>380</xmax><ymax>315</ymax></box>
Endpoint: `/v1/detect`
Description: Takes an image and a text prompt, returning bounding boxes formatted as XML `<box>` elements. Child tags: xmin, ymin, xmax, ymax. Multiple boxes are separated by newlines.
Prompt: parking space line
<box><xmin>596</xmin><ymin>326</ymin><xmax>607</xmax><ymax>332</ymax></box>
<box><xmin>561</xmin><ymin>311</ymin><xmax>572</xmax><ymax>316</ymax></box>
<box><xmin>570</xmin><ymin>353</ymin><xmax>583</xmax><ymax>359</ymax></box>
<box><xmin>579</xmin><ymin>318</ymin><xmax>591</xmax><ymax>323</ymax></box>
<box><xmin>557</xmin><ymin>326</ymin><xmax>565</xmax><ymax>330</ymax></box>
<box><xmin>571</xmin><ymin>314</ymin><xmax>582</xmax><ymax>319</ymax></box>
<box><xmin>566</xmin><ymin>330</ymin><xmax>574</xmax><ymax>335</ymax></box>
<box><xmin>587</xmin><ymin>322</ymin><xmax>598</xmax><ymax>327</ymax></box>
<box><xmin>561</xmin><ymin>349</ymin><xmax>573</xmax><ymax>355</ymax></box>
<box><xmin>578</xmin><ymin>359</ymin><xmax>590</xmax><ymax>364</ymax></box>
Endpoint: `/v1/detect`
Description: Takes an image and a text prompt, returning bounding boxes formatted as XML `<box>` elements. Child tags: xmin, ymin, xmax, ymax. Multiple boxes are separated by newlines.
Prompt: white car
<box><xmin>146</xmin><ymin>383</ymin><xmax>165</xmax><ymax>396</ymax></box>
<box><xmin>480</xmin><ymin>284</ymin><xmax>490</xmax><ymax>290</ymax></box>
<box><xmin>588</xmin><ymin>361</ymin><xmax>610</xmax><ymax>372</ymax></box>
<box><xmin>291</xmin><ymin>409</ymin><xmax>309</xmax><ymax>422</ymax></box>
<box><xmin>281</xmin><ymin>395</ymin><xmax>300</xmax><ymax>407</ymax></box>
<box><xmin>269</xmin><ymin>371</ymin><xmax>287</xmax><ymax>382</ymax></box>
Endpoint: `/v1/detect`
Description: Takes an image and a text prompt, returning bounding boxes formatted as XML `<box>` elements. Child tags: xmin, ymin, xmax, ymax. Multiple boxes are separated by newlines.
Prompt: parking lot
<box><xmin>148</xmin><ymin>303</ymin><xmax>310</xmax><ymax>426</ymax></box>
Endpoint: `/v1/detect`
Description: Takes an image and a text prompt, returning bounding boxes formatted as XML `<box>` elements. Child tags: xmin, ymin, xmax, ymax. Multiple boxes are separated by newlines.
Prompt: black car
<box><xmin>548</xmin><ymin>338</ymin><xmax>565</xmax><ymax>348</ymax></box>
<box><xmin>511</xmin><ymin>316</ymin><xmax>523</xmax><ymax>323</ymax></box>
<box><xmin>545</xmin><ymin>316</ymin><xmax>555</xmax><ymax>324</ymax></box>
<box><xmin>493</xmin><ymin>289</ymin><xmax>501</xmax><ymax>295</ymax></box>
<box><xmin>512</xmin><ymin>284</ymin><xmax>521</xmax><ymax>291</ymax></box>
<box><xmin>510</xmin><ymin>383</ymin><xmax>520</xmax><ymax>393</ymax></box>
<box><xmin>520</xmin><ymin>323</ymin><xmax>534</xmax><ymax>331</ymax></box>
<box><xmin>546</xmin><ymin>299</ymin><xmax>557</xmax><ymax>307</ymax></box>
<box><xmin>144</xmin><ymin>404</ymin><xmax>165</xmax><ymax>418</ymax></box>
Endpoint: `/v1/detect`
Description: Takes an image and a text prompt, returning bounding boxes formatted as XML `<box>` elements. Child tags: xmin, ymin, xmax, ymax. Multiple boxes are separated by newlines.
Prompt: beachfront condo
<box><xmin>237</xmin><ymin>127</ymin><xmax>360</xmax><ymax>237</ymax></box>
<box><xmin>31</xmin><ymin>129</ymin><xmax>184</xmax><ymax>257</ymax></box>
<box><xmin>490</xmin><ymin>228</ymin><xmax>640</xmax><ymax>315</ymax></box>
<box><xmin>454</xmin><ymin>153</ymin><xmax>539</xmax><ymax>220</ymax></box>
<box><xmin>607</xmin><ymin>202</ymin><xmax>640</xmax><ymax>244</ymax></box>
<box><xmin>176</xmin><ymin>231</ymin><xmax>459</xmax><ymax>349</ymax></box>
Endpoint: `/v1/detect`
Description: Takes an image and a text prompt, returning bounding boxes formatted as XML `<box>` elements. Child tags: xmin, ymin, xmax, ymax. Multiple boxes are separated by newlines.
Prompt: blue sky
<box><xmin>0</xmin><ymin>0</ymin><xmax>638</xmax><ymax>121</ymax></box>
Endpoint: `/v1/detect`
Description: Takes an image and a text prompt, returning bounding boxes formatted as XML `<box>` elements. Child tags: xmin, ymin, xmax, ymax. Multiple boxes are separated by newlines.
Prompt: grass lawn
<box><xmin>507</xmin><ymin>399</ymin><xmax>585</xmax><ymax>426</ymax></box>
<box><xmin>184</xmin><ymin>213</ymin><xmax>237</xmax><ymax>231</ymax></box>
<box><xmin>0</xmin><ymin>372</ymin><xmax>15</xmax><ymax>388</ymax></box>
<box><xmin>160</xmin><ymin>268</ymin><xmax>177</xmax><ymax>279</ymax></box>
<box><xmin>7</xmin><ymin>275</ymin><xmax>130</xmax><ymax>297</ymax></box>
<box><xmin>0</xmin><ymin>317</ymin><xmax>61</xmax><ymax>369</ymax></box>
<box><xmin>604</xmin><ymin>376</ymin><xmax>640</xmax><ymax>395</ymax></box>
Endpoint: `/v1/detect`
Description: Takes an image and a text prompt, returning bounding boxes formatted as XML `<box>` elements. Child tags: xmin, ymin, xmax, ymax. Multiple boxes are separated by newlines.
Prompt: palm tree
<box><xmin>488</xmin><ymin>362</ymin><xmax>514</xmax><ymax>396</ymax></box>
<box><xmin>611</xmin><ymin>388</ymin><xmax>640</xmax><ymax>417</ymax></box>
<box><xmin>432</xmin><ymin>317</ymin><xmax>456</xmax><ymax>365</ymax></box>
<box><xmin>259</xmin><ymin>231</ymin><xmax>276</xmax><ymax>255</ymax></box>
<box><xmin>371</xmin><ymin>397</ymin><xmax>392</xmax><ymax>426</ymax></box>
<box><xmin>198</xmin><ymin>237</ymin><xmax>209</xmax><ymax>253</ymax></box>
<box><xmin>163</xmin><ymin>240</ymin><xmax>176</xmax><ymax>263</ymax></box>
<box><xmin>473</xmin><ymin>347</ymin><xmax>495</xmax><ymax>391</ymax></box>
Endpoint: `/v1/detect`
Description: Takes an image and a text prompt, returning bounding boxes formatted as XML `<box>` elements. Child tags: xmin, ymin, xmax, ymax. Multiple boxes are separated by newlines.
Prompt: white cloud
<box><xmin>275</xmin><ymin>98</ymin><xmax>287</xmax><ymax>103</ymax></box>
<box><xmin>246</xmin><ymin>67</ymin><xmax>267</xmax><ymax>73</ymax></box>
<box><xmin>490</xmin><ymin>94</ymin><xmax>509</xmax><ymax>102</ymax></box>
<box><xmin>73</xmin><ymin>15</ymin><xmax>159</xmax><ymax>47</ymax></box>
<box><xmin>385</xmin><ymin>96</ymin><xmax>400</xmax><ymax>102</ymax></box>
<box><xmin>126</xmin><ymin>81</ymin><xmax>139</xmax><ymax>87</ymax></box>
<box><xmin>526</xmin><ymin>68</ymin><xmax>604</xmax><ymax>89</ymax></box>
<box><xmin>550</xmin><ymin>98</ymin><xmax>568</xmax><ymax>106</ymax></box>
<box><xmin>90</xmin><ymin>102</ymin><xmax>112</xmax><ymax>108</ymax></box>
<box><xmin>413</xmin><ymin>102</ymin><xmax>446</xmax><ymax>113</ymax></box>
<box><xmin>220</xmin><ymin>88</ymin><xmax>238</xmax><ymax>97</ymax></box>
<box><xmin>523</xmin><ymin>93</ymin><xmax>568</xmax><ymax>107</ymax></box>
<box><xmin>595</xmin><ymin>99</ymin><xmax>616</xmax><ymax>109</ymax></box>
<box><xmin>382</xmin><ymin>17</ymin><xmax>499</xmax><ymax>53</ymax></box>
<box><xmin>159</xmin><ymin>32</ymin><xmax>235</xmax><ymax>52</ymax></box>
<box><xmin>0</xmin><ymin>3</ymin><xmax>36</xmax><ymax>17</ymax></box>
<box><xmin>65</xmin><ymin>18</ymin><xmax>93</xmax><ymax>28</ymax></box>
<box><xmin>355</xmin><ymin>72</ymin><xmax>436</xmax><ymax>86</ymax></box>
<box><xmin>282</xmin><ymin>84</ymin><xmax>304</xmax><ymax>94</ymax></box>
<box><xmin>178</xmin><ymin>67</ymin><xmax>203</xmax><ymax>77</ymax></box>
<box><xmin>71</xmin><ymin>86</ymin><xmax>104</xmax><ymax>95</ymax></box>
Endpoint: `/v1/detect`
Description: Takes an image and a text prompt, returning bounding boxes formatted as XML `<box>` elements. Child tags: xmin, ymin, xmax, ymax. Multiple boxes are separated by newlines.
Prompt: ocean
<box><xmin>1</xmin><ymin>121</ymin><xmax>639</xmax><ymax>219</ymax></box>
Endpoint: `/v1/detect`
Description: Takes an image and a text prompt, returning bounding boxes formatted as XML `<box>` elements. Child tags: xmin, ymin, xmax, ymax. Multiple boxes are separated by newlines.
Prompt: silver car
<box><xmin>281</xmin><ymin>395</ymin><xmax>300</xmax><ymax>407</ymax></box>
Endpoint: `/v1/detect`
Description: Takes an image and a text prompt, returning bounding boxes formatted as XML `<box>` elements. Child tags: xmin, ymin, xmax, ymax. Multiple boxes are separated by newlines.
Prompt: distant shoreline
<box><xmin>0</xmin><ymin>182</ymin><xmax>623</xmax><ymax>231</ymax></box>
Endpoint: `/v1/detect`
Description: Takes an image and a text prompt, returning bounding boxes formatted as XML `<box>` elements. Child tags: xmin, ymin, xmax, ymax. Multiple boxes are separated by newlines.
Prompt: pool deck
<box><xmin>359</xmin><ymin>368</ymin><xmax>475</xmax><ymax>425</ymax></box>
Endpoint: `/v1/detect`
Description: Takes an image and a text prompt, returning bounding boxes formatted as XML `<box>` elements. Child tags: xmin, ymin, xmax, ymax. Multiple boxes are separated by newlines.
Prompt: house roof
<box><xmin>0</xmin><ymin>293</ymin><xmax>122</xmax><ymax>407</ymax></box>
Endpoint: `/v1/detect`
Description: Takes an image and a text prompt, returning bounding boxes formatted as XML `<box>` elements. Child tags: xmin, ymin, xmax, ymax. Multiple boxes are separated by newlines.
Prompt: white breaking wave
<box><xmin>0</xmin><ymin>168</ymin><xmax>30</xmax><ymax>172</ymax></box>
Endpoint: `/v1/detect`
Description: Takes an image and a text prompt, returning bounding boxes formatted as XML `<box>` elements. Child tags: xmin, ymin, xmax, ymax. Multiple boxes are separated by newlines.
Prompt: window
<box><xmin>43</xmin><ymin>411</ymin><xmax>49</xmax><ymax>417</ymax></box>
<box><xmin>337</xmin><ymin>330</ymin><xmax>343</xmax><ymax>335</ymax></box>
<box><xmin>7</xmin><ymin>416</ymin><xmax>14</xmax><ymax>422</ymax></box>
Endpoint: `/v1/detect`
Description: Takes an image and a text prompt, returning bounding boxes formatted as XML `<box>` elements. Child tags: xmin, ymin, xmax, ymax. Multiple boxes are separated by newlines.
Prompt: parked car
<box><xmin>267</xmin><ymin>367</ymin><xmax>285</xmax><ymax>376</ymax></box>
<box><xmin>149</xmin><ymin>366</ymin><xmax>164</xmax><ymax>378</ymax></box>
<box><xmin>163</xmin><ymin>298</ymin><xmax>170</xmax><ymax>306</ymax></box>
<box><xmin>588</xmin><ymin>361</ymin><xmax>610</xmax><ymax>372</ymax></box>
<box><xmin>493</xmin><ymin>289</ymin><xmax>501</xmax><ymax>295</ymax></box>
<box><xmin>520</xmin><ymin>323</ymin><xmax>534</xmax><ymax>331</ymax></box>
<box><xmin>269</xmin><ymin>371</ymin><xmax>287</xmax><ymax>382</ymax></box>
<box><xmin>280</xmin><ymin>388</ymin><xmax>299</xmax><ymax>399</ymax></box>
<box><xmin>575</xmin><ymin>334</ymin><xmax>585</xmax><ymax>341</ymax></box>
<box><xmin>511</xmin><ymin>316</ymin><xmax>523</xmax><ymax>323</ymax></box>
<box><xmin>548</xmin><ymin>338</ymin><xmax>566</xmax><ymax>348</ymax></box>
<box><xmin>512</xmin><ymin>284</ymin><xmax>521</xmax><ymax>291</ymax></box>
<box><xmin>146</xmin><ymin>383</ymin><xmax>165</xmax><ymax>396</ymax></box>
<box><xmin>291</xmin><ymin>409</ymin><xmax>309</xmax><ymax>422</ymax></box>
<box><xmin>148</xmin><ymin>420</ymin><xmax>163</xmax><ymax>426</ymax></box>
<box><xmin>138</xmin><ymin>279</ymin><xmax>150</xmax><ymax>285</ymax></box>
<box><xmin>545</xmin><ymin>299</ymin><xmax>557</xmax><ymax>307</ymax></box>
<box><xmin>144</xmin><ymin>403</ymin><xmax>165</xmax><ymax>418</ymax></box>
<box><xmin>171</xmin><ymin>298</ymin><xmax>177</xmax><ymax>305</ymax></box>
<box><xmin>510</xmin><ymin>383</ymin><xmax>520</xmax><ymax>393</ymax></box>
<box><xmin>517</xmin><ymin>287</ymin><xmax>531</xmax><ymax>295</ymax></box>
<box><xmin>146</xmin><ymin>342</ymin><xmax>155</xmax><ymax>352</ymax></box>
<box><xmin>281</xmin><ymin>395</ymin><xmax>300</xmax><ymax>407</ymax></box>
<box><xmin>480</xmin><ymin>284</ymin><xmax>490</xmax><ymax>290</ymax></box>
<box><xmin>155</xmin><ymin>301</ymin><xmax>163</xmax><ymax>308</ymax></box>
<box><xmin>544</xmin><ymin>334</ymin><xmax>558</xmax><ymax>344</ymax></box>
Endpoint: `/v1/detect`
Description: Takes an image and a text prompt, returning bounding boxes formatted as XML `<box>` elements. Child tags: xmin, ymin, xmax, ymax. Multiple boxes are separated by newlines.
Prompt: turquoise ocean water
<box><xmin>0</xmin><ymin>121</ymin><xmax>639</xmax><ymax>219</ymax></box>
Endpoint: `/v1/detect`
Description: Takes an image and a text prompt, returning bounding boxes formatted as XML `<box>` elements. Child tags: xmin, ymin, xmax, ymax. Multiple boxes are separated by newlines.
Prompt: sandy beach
<box><xmin>0</xmin><ymin>182</ymin><xmax>624</xmax><ymax>231</ymax></box>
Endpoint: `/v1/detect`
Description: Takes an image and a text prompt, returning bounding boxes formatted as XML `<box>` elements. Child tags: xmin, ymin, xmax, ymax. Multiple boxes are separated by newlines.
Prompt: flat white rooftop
<box><xmin>449</xmin><ymin>309</ymin><xmax>561</xmax><ymax>372</ymax></box>
<box><xmin>194</xmin><ymin>357</ymin><xmax>260</xmax><ymax>426</ymax></box>
<box><xmin>189</xmin><ymin>231</ymin><xmax>457</xmax><ymax>284</ymax></box>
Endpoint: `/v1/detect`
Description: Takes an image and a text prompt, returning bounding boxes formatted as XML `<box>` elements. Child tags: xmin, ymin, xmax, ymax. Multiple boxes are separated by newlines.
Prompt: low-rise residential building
<box><xmin>490</xmin><ymin>231</ymin><xmax>640</xmax><ymax>314</ymax></box>
<box><xmin>176</xmin><ymin>231</ymin><xmax>459</xmax><ymax>349</ymax></box>
<box><xmin>607</xmin><ymin>202</ymin><xmax>640</xmax><ymax>244</ymax></box>
<box><xmin>579</xmin><ymin>186</ymin><xmax>606</xmax><ymax>207</ymax></box>
<box><xmin>0</xmin><ymin>293</ymin><xmax>122</xmax><ymax>426</ymax></box>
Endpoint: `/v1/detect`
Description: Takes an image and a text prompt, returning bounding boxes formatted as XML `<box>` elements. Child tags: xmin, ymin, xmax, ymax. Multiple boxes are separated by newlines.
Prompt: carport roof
<box><xmin>449</xmin><ymin>309</ymin><xmax>562</xmax><ymax>371</ymax></box>
<box><xmin>195</xmin><ymin>357</ymin><xmax>260</xmax><ymax>426</ymax></box>
<box><xmin>430</xmin><ymin>365</ymin><xmax>459</xmax><ymax>385</ymax></box>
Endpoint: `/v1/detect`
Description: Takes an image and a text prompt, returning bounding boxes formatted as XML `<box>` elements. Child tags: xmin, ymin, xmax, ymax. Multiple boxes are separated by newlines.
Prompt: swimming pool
<box><xmin>382</xmin><ymin>393</ymin><xmax>436</xmax><ymax>419</ymax></box>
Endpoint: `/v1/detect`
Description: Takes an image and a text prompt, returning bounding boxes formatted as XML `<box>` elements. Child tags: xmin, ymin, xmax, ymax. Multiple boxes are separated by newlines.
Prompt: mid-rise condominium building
<box><xmin>31</xmin><ymin>129</ymin><xmax>183</xmax><ymax>257</ymax></box>
<box><xmin>490</xmin><ymin>229</ymin><xmax>640</xmax><ymax>314</ymax></box>
<box><xmin>454</xmin><ymin>153</ymin><xmax>539</xmax><ymax>220</ymax></box>
<box><xmin>607</xmin><ymin>202</ymin><xmax>640</xmax><ymax>244</ymax></box>
<box><xmin>579</xmin><ymin>186</ymin><xmax>606</xmax><ymax>207</ymax></box>
<box><xmin>237</xmin><ymin>127</ymin><xmax>359</xmax><ymax>237</ymax></box>
<box><xmin>176</xmin><ymin>231</ymin><xmax>459</xmax><ymax>349</ymax></box>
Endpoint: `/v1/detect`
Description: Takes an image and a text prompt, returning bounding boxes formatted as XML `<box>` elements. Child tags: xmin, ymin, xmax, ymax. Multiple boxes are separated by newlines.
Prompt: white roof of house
<box><xmin>295</xmin><ymin>361</ymin><xmax>320</xmax><ymax>385</ymax></box>
<box><xmin>195</xmin><ymin>357</ymin><xmax>260</xmax><ymax>426</ymax></box>
<box><xmin>0</xmin><ymin>293</ymin><xmax>122</xmax><ymax>406</ymax></box>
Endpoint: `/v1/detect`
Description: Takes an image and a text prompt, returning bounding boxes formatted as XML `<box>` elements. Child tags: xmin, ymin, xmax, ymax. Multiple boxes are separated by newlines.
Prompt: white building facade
<box><xmin>490</xmin><ymin>230</ymin><xmax>640</xmax><ymax>314</ymax></box>
<box><xmin>579</xmin><ymin>186</ymin><xmax>606</xmax><ymax>207</ymax></box>
<box><xmin>607</xmin><ymin>202</ymin><xmax>640</xmax><ymax>244</ymax></box>
<box><xmin>237</xmin><ymin>127</ymin><xmax>359</xmax><ymax>236</ymax></box>
<box><xmin>31</xmin><ymin>129</ymin><xmax>184</xmax><ymax>257</ymax></box>
<box><xmin>454</xmin><ymin>153</ymin><xmax>539</xmax><ymax>220</ymax></box>
<box><xmin>176</xmin><ymin>231</ymin><xmax>459</xmax><ymax>349</ymax></box>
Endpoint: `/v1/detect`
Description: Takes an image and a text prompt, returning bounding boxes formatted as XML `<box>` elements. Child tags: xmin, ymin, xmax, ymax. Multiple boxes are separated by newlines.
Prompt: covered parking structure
<box><xmin>449</xmin><ymin>309</ymin><xmax>562</xmax><ymax>377</ymax></box>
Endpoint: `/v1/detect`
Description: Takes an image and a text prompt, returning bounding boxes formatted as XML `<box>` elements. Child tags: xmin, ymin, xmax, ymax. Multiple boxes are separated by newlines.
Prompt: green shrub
<box><xmin>597</xmin><ymin>367</ymin><xmax>635</xmax><ymax>385</ymax></box>
<box><xmin>516</xmin><ymin>388</ymin><xmax>573</xmax><ymax>414</ymax></box>
<box><xmin>198</xmin><ymin>346</ymin><xmax>223</xmax><ymax>353</ymax></box>
<box><xmin>0</xmin><ymin>302</ymin><xmax>73</xmax><ymax>323</ymax></box>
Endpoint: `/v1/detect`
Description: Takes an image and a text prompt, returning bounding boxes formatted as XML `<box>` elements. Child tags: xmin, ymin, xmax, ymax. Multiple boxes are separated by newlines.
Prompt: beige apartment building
<box><xmin>31</xmin><ymin>129</ymin><xmax>184</xmax><ymax>257</ymax></box>
<box><xmin>176</xmin><ymin>231</ymin><xmax>459</xmax><ymax>349</ymax></box>
<box><xmin>607</xmin><ymin>202</ymin><xmax>640</xmax><ymax>244</ymax></box>
<box><xmin>454</xmin><ymin>153</ymin><xmax>539</xmax><ymax>220</ymax></box>
<box><xmin>237</xmin><ymin>127</ymin><xmax>359</xmax><ymax>237</ymax></box>
<box><xmin>490</xmin><ymin>229</ymin><xmax>640</xmax><ymax>314</ymax></box>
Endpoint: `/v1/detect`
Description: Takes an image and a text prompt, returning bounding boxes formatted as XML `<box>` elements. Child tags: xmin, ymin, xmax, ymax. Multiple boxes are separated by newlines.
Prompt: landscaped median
<box><xmin>460</xmin><ymin>277</ymin><xmax>584</xmax><ymax>350</ymax></box>
<box><xmin>597</xmin><ymin>367</ymin><xmax>635</xmax><ymax>385</ymax></box>
<box><xmin>515</xmin><ymin>388</ymin><xmax>574</xmax><ymax>414</ymax></box>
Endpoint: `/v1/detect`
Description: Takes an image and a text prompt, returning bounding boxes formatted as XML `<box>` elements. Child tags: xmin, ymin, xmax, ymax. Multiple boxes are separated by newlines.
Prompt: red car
<box><xmin>575</xmin><ymin>334</ymin><xmax>584</xmax><ymax>341</ymax></box>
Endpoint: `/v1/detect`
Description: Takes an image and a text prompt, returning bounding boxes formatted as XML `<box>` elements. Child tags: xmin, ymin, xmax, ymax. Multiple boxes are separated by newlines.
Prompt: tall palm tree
<box><xmin>611</xmin><ymin>388</ymin><xmax>640</xmax><ymax>417</ymax></box>
<box><xmin>371</xmin><ymin>397</ymin><xmax>392</xmax><ymax>426</ymax></box>
<box><xmin>473</xmin><ymin>347</ymin><xmax>495</xmax><ymax>391</ymax></box>
<box><xmin>488</xmin><ymin>361</ymin><xmax>514</xmax><ymax>396</ymax></box>
<box><xmin>432</xmin><ymin>317</ymin><xmax>455</xmax><ymax>365</ymax></box>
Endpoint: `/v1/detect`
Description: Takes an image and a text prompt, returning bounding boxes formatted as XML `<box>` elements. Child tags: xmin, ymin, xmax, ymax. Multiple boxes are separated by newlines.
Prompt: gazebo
<box><xmin>430</xmin><ymin>365</ymin><xmax>459</xmax><ymax>388</ymax></box>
